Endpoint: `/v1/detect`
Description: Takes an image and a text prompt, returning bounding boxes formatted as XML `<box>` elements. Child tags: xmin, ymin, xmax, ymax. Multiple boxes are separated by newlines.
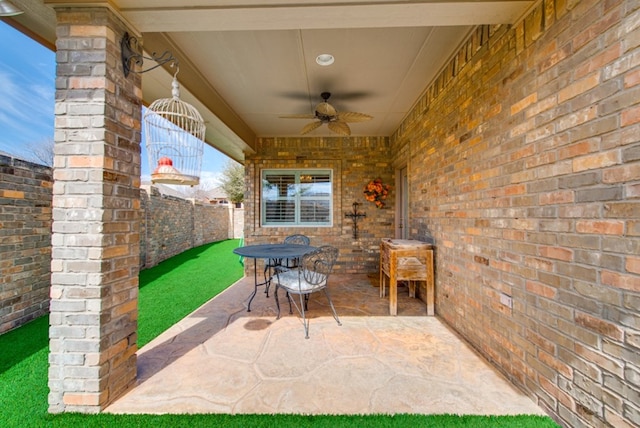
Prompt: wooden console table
<box><xmin>380</xmin><ymin>239</ymin><xmax>434</xmax><ymax>316</ymax></box>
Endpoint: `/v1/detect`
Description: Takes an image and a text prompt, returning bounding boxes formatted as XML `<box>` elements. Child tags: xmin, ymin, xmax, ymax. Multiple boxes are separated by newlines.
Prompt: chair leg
<box><xmin>299</xmin><ymin>292</ymin><xmax>310</xmax><ymax>339</ymax></box>
<box><xmin>274</xmin><ymin>285</ymin><xmax>282</xmax><ymax>319</ymax></box>
<box><xmin>263</xmin><ymin>264</ymin><xmax>271</xmax><ymax>297</ymax></box>
<box><xmin>263</xmin><ymin>258</ymin><xmax>283</xmax><ymax>297</ymax></box>
<box><xmin>323</xmin><ymin>288</ymin><xmax>342</xmax><ymax>326</ymax></box>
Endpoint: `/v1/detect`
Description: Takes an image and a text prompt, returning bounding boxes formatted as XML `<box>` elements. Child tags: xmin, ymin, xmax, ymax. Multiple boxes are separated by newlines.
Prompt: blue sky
<box><xmin>0</xmin><ymin>21</ymin><xmax>230</xmax><ymax>184</ymax></box>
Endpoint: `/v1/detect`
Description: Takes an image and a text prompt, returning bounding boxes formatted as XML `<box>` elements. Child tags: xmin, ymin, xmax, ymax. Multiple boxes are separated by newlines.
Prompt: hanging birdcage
<box><xmin>144</xmin><ymin>71</ymin><xmax>205</xmax><ymax>186</ymax></box>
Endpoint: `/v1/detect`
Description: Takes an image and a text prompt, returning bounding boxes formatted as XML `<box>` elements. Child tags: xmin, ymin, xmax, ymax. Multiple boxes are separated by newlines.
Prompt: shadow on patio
<box><xmin>106</xmin><ymin>274</ymin><xmax>545</xmax><ymax>416</ymax></box>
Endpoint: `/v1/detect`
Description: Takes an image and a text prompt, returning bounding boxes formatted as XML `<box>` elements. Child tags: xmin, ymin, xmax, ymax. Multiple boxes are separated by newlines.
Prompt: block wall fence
<box><xmin>0</xmin><ymin>155</ymin><xmax>53</xmax><ymax>334</ymax></box>
<box><xmin>389</xmin><ymin>0</ymin><xmax>639</xmax><ymax>427</ymax></box>
<box><xmin>0</xmin><ymin>154</ymin><xmax>234</xmax><ymax>334</ymax></box>
<box><xmin>139</xmin><ymin>185</ymin><xmax>234</xmax><ymax>269</ymax></box>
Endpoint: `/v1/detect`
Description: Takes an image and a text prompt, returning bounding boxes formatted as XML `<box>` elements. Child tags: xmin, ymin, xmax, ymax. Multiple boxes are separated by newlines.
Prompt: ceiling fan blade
<box><xmin>337</xmin><ymin>111</ymin><xmax>373</xmax><ymax>123</ymax></box>
<box><xmin>328</xmin><ymin>121</ymin><xmax>351</xmax><ymax>136</ymax></box>
<box><xmin>301</xmin><ymin>121</ymin><xmax>323</xmax><ymax>134</ymax></box>
<box><xmin>279</xmin><ymin>114</ymin><xmax>316</xmax><ymax>119</ymax></box>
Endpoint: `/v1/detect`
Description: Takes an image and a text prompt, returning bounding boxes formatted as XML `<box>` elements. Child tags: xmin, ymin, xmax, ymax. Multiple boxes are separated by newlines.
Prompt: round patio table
<box><xmin>233</xmin><ymin>243</ymin><xmax>316</xmax><ymax>311</ymax></box>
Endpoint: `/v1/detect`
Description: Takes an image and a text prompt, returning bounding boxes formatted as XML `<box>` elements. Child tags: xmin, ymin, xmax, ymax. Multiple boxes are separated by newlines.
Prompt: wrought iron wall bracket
<box><xmin>121</xmin><ymin>32</ymin><xmax>177</xmax><ymax>77</ymax></box>
<box><xmin>345</xmin><ymin>202</ymin><xmax>366</xmax><ymax>240</ymax></box>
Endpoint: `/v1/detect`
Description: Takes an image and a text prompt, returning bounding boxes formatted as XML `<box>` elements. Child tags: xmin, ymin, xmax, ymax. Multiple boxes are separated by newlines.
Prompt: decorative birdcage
<box><xmin>144</xmin><ymin>72</ymin><xmax>205</xmax><ymax>186</ymax></box>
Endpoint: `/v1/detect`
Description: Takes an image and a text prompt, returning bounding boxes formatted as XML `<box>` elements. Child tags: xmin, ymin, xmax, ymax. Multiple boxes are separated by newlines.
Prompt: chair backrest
<box><xmin>301</xmin><ymin>246</ymin><xmax>338</xmax><ymax>286</ymax></box>
<box><xmin>283</xmin><ymin>234</ymin><xmax>311</xmax><ymax>246</ymax></box>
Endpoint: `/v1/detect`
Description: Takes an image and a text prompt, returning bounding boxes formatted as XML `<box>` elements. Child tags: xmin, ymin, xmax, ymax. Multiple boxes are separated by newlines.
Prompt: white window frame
<box><xmin>261</xmin><ymin>169</ymin><xmax>333</xmax><ymax>227</ymax></box>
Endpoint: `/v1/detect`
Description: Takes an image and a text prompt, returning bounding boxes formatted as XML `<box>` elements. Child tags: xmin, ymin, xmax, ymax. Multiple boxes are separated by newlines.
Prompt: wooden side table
<box><xmin>380</xmin><ymin>239</ymin><xmax>434</xmax><ymax>316</ymax></box>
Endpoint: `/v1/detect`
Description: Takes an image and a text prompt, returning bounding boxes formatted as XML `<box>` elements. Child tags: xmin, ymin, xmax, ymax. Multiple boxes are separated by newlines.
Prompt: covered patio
<box><xmin>105</xmin><ymin>274</ymin><xmax>545</xmax><ymax>416</ymax></box>
<box><xmin>3</xmin><ymin>1</ymin><xmax>638</xmax><ymax>427</ymax></box>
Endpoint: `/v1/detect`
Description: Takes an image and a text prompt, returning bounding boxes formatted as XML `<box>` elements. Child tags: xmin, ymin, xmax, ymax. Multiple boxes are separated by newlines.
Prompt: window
<box><xmin>261</xmin><ymin>169</ymin><xmax>332</xmax><ymax>226</ymax></box>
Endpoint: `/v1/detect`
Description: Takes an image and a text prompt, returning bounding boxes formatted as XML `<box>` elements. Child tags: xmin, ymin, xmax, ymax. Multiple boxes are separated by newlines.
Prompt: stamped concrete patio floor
<box><xmin>106</xmin><ymin>274</ymin><xmax>545</xmax><ymax>416</ymax></box>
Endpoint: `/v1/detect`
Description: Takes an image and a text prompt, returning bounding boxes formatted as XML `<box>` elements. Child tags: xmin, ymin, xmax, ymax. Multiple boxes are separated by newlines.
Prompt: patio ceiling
<box><xmin>9</xmin><ymin>0</ymin><xmax>534</xmax><ymax>162</ymax></box>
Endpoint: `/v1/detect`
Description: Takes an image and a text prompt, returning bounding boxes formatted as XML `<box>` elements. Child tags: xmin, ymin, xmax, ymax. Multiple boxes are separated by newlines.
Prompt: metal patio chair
<box><xmin>272</xmin><ymin>245</ymin><xmax>341</xmax><ymax>339</ymax></box>
<box><xmin>281</xmin><ymin>234</ymin><xmax>311</xmax><ymax>268</ymax></box>
<box><xmin>262</xmin><ymin>234</ymin><xmax>311</xmax><ymax>294</ymax></box>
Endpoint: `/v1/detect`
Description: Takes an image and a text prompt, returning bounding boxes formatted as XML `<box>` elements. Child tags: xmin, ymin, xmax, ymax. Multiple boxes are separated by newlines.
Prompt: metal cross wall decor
<box><xmin>345</xmin><ymin>202</ymin><xmax>366</xmax><ymax>239</ymax></box>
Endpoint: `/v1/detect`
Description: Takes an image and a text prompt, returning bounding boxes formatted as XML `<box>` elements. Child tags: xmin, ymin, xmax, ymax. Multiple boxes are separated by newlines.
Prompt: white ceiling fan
<box><xmin>280</xmin><ymin>92</ymin><xmax>372</xmax><ymax>136</ymax></box>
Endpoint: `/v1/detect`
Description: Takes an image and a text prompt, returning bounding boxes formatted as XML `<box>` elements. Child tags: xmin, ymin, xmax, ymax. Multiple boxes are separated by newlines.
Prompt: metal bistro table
<box><xmin>233</xmin><ymin>243</ymin><xmax>317</xmax><ymax>312</ymax></box>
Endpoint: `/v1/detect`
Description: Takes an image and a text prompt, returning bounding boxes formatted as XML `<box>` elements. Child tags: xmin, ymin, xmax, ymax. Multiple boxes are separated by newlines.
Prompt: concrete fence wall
<box><xmin>0</xmin><ymin>154</ymin><xmax>236</xmax><ymax>333</ymax></box>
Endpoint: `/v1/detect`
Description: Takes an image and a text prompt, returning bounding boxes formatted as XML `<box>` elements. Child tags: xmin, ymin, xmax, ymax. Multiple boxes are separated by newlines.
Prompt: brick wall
<box><xmin>388</xmin><ymin>0</ymin><xmax>639</xmax><ymax>427</ymax></box>
<box><xmin>0</xmin><ymin>157</ymin><xmax>233</xmax><ymax>333</ymax></box>
<box><xmin>244</xmin><ymin>137</ymin><xmax>395</xmax><ymax>274</ymax></box>
<box><xmin>0</xmin><ymin>155</ymin><xmax>52</xmax><ymax>334</ymax></box>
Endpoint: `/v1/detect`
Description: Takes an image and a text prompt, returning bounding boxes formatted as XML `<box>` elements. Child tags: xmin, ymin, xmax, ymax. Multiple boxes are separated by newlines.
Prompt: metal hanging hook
<box><xmin>121</xmin><ymin>32</ymin><xmax>178</xmax><ymax>77</ymax></box>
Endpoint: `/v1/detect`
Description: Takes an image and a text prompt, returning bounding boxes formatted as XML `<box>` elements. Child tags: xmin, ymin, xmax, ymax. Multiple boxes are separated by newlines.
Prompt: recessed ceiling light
<box><xmin>316</xmin><ymin>54</ymin><xmax>335</xmax><ymax>66</ymax></box>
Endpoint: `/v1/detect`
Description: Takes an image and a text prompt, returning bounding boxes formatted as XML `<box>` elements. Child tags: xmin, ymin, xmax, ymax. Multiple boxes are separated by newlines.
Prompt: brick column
<box><xmin>49</xmin><ymin>7</ymin><xmax>141</xmax><ymax>413</ymax></box>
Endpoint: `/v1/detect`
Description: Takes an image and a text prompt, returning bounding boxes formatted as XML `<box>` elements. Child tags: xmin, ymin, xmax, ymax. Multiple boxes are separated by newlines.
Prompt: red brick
<box><xmin>0</xmin><ymin>190</ymin><xmax>25</xmax><ymax>198</ymax></box>
<box><xmin>68</xmin><ymin>156</ymin><xmax>107</xmax><ymax>168</ymax></box>
<box><xmin>602</xmin><ymin>270</ymin><xmax>640</xmax><ymax>292</ymax></box>
<box><xmin>603</xmin><ymin>164</ymin><xmax>640</xmax><ymax>183</ymax></box>
<box><xmin>540</xmin><ymin>190</ymin><xmax>574</xmax><ymax>205</ymax></box>
<box><xmin>539</xmin><ymin>246</ymin><xmax>573</xmax><ymax>261</ymax></box>
<box><xmin>538</xmin><ymin>43</ymin><xmax>571</xmax><ymax>73</ymax></box>
<box><xmin>63</xmin><ymin>392</ymin><xmax>106</xmax><ymax>406</ymax></box>
<box><xmin>69</xmin><ymin>77</ymin><xmax>106</xmax><ymax>90</ymax></box>
<box><xmin>621</xmin><ymin>105</ymin><xmax>640</xmax><ymax>126</ymax></box>
<box><xmin>556</xmin><ymin>106</ymin><xmax>598</xmax><ymax>132</ymax></box>
<box><xmin>626</xmin><ymin>256</ymin><xmax>640</xmax><ymax>275</ymax></box>
<box><xmin>573</xmin><ymin>151</ymin><xmax>619</xmax><ymax>172</ymax></box>
<box><xmin>573</xmin><ymin>3</ymin><xmax>622</xmax><ymax>50</ymax></box>
<box><xmin>526</xmin><ymin>280</ymin><xmax>557</xmax><ymax>298</ymax></box>
<box><xmin>576</xmin><ymin>220</ymin><xmax>624</xmax><ymax>235</ymax></box>
<box><xmin>525</xmin><ymin>95</ymin><xmax>557</xmax><ymax>119</ymax></box>
<box><xmin>69</xmin><ymin>25</ymin><xmax>108</xmax><ymax>37</ymax></box>
<box><xmin>575</xmin><ymin>312</ymin><xmax>624</xmax><ymax>340</ymax></box>
<box><xmin>558</xmin><ymin>140</ymin><xmax>598</xmax><ymax>160</ymax></box>
<box><xmin>624</xmin><ymin>69</ymin><xmax>640</xmax><ymax>88</ymax></box>
<box><xmin>511</xmin><ymin>93</ymin><xmax>538</xmax><ymax>116</ymax></box>
<box><xmin>527</xmin><ymin>329</ymin><xmax>556</xmax><ymax>354</ymax></box>
<box><xmin>574</xmin><ymin>43</ymin><xmax>622</xmax><ymax>78</ymax></box>
<box><xmin>558</xmin><ymin>73</ymin><xmax>600</xmax><ymax>103</ymax></box>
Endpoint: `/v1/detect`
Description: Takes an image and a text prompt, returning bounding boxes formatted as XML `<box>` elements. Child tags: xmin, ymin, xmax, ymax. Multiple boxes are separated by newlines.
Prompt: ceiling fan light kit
<box><xmin>281</xmin><ymin>92</ymin><xmax>372</xmax><ymax>136</ymax></box>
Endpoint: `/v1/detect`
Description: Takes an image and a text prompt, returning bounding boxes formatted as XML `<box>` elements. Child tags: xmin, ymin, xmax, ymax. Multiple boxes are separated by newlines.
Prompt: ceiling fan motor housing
<box><xmin>315</xmin><ymin>102</ymin><xmax>337</xmax><ymax>120</ymax></box>
<box><xmin>315</xmin><ymin>92</ymin><xmax>337</xmax><ymax>120</ymax></box>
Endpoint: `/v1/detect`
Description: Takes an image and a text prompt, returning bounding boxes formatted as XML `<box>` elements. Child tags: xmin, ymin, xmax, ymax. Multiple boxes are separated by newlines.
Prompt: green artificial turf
<box><xmin>0</xmin><ymin>238</ymin><xmax>559</xmax><ymax>427</ymax></box>
<box><xmin>137</xmin><ymin>239</ymin><xmax>245</xmax><ymax>347</ymax></box>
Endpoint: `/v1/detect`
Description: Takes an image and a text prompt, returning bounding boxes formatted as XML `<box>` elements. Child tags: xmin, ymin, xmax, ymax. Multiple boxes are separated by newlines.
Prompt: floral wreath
<box><xmin>363</xmin><ymin>178</ymin><xmax>390</xmax><ymax>208</ymax></box>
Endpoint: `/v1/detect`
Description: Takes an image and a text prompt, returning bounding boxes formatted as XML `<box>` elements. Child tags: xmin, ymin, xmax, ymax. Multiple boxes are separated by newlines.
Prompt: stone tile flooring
<box><xmin>106</xmin><ymin>274</ymin><xmax>545</xmax><ymax>416</ymax></box>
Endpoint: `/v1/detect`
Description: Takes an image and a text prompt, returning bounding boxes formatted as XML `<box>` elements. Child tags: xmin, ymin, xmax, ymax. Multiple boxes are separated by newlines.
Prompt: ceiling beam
<box><xmin>121</xmin><ymin>1</ymin><xmax>534</xmax><ymax>33</ymax></box>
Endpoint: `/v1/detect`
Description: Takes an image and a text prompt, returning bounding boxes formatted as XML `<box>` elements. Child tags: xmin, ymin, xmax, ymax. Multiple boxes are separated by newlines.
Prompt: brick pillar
<box><xmin>49</xmin><ymin>7</ymin><xmax>141</xmax><ymax>413</ymax></box>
